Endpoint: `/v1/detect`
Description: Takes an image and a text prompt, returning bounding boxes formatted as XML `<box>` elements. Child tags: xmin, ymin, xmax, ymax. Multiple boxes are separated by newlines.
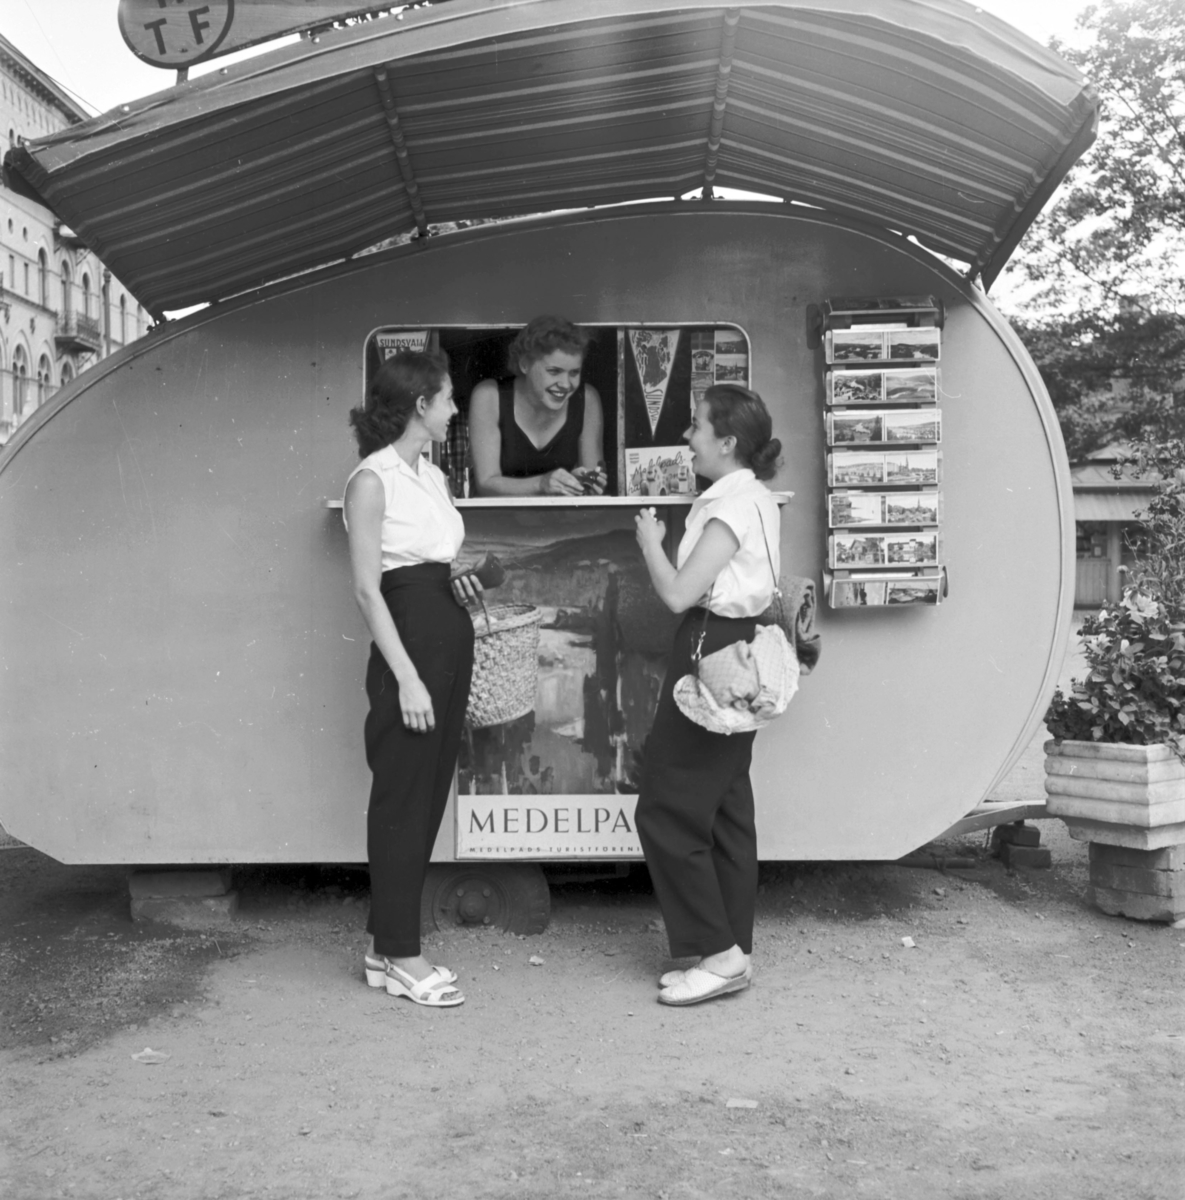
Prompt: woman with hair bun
<box><xmin>468</xmin><ymin>315</ymin><xmax>606</xmax><ymax>497</ymax></box>
<box><xmin>343</xmin><ymin>350</ymin><xmax>482</xmax><ymax>1008</ymax></box>
<box><xmin>633</xmin><ymin>384</ymin><xmax>783</xmax><ymax>1007</ymax></box>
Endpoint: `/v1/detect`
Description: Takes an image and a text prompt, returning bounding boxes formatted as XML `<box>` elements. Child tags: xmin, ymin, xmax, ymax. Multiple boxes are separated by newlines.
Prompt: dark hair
<box><xmin>507</xmin><ymin>315</ymin><xmax>590</xmax><ymax>375</ymax></box>
<box><xmin>703</xmin><ymin>384</ymin><xmax>782</xmax><ymax>481</ymax></box>
<box><xmin>349</xmin><ymin>350</ymin><xmax>450</xmax><ymax>458</ymax></box>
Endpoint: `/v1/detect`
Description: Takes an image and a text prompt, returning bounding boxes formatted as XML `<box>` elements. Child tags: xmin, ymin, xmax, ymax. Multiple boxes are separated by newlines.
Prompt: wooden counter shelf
<box><xmin>324</xmin><ymin>493</ymin><xmax>791</xmax><ymax>510</ymax></box>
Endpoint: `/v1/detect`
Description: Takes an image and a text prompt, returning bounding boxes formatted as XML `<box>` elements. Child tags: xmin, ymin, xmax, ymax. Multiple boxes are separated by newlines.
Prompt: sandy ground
<box><xmin>1</xmin><ymin>622</ymin><xmax>1183</xmax><ymax>1200</ymax></box>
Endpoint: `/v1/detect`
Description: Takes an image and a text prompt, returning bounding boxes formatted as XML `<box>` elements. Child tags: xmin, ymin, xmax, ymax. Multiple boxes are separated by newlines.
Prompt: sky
<box><xmin>4</xmin><ymin>0</ymin><xmax>1098</xmax><ymax>118</ymax></box>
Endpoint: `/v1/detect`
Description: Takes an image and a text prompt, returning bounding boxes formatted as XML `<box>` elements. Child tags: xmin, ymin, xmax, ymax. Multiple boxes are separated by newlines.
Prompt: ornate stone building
<box><xmin>0</xmin><ymin>34</ymin><xmax>148</xmax><ymax>445</ymax></box>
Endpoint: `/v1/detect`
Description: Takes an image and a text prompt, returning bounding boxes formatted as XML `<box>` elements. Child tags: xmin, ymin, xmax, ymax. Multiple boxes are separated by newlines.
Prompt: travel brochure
<box><xmin>827</xmin><ymin>367</ymin><xmax>939</xmax><ymax>406</ymax></box>
<box><xmin>624</xmin><ymin>446</ymin><xmax>696</xmax><ymax>497</ymax></box>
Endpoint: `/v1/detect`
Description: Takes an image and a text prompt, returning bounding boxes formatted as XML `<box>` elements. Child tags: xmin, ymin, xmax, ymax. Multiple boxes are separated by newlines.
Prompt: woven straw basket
<box><xmin>466</xmin><ymin>603</ymin><xmax>542</xmax><ymax>729</ymax></box>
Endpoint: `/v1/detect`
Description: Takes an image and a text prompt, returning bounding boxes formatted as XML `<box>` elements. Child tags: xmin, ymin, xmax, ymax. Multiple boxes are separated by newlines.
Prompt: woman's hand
<box><xmin>539</xmin><ymin>468</ymin><xmax>585</xmax><ymax>496</ymax></box>
<box><xmin>634</xmin><ymin>506</ymin><xmax>667</xmax><ymax>552</ymax></box>
<box><xmin>573</xmin><ymin>465</ymin><xmax>607</xmax><ymax>495</ymax></box>
<box><xmin>398</xmin><ymin>672</ymin><xmax>436</xmax><ymax>733</ymax></box>
<box><xmin>450</xmin><ymin>572</ymin><xmax>484</xmax><ymax>605</ymax></box>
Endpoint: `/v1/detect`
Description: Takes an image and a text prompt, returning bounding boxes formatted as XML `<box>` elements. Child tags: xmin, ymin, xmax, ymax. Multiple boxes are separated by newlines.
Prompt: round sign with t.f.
<box><xmin>118</xmin><ymin>0</ymin><xmax>236</xmax><ymax>68</ymax></box>
<box><xmin>118</xmin><ymin>1</ymin><xmax>402</xmax><ymax>70</ymax></box>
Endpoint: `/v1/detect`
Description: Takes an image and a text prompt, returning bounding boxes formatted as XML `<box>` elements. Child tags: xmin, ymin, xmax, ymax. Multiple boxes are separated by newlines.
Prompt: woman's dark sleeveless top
<box><xmin>497</xmin><ymin>378</ymin><xmax>585</xmax><ymax>478</ymax></box>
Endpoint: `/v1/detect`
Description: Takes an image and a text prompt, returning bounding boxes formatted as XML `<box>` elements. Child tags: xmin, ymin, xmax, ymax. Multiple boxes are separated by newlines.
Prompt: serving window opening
<box><xmin>362</xmin><ymin>324</ymin><xmax>752</xmax><ymax>500</ymax></box>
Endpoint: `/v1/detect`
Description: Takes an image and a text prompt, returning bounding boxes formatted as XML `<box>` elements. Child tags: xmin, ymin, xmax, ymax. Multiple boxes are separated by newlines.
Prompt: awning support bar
<box><xmin>373</xmin><ymin>65</ymin><xmax>430</xmax><ymax>238</ymax></box>
<box><xmin>700</xmin><ymin>10</ymin><xmax>741</xmax><ymax>200</ymax></box>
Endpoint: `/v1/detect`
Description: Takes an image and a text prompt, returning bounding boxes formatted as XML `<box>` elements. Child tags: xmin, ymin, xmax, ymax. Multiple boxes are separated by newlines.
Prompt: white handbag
<box><xmin>673</xmin><ymin>613</ymin><xmax>799</xmax><ymax>735</ymax></box>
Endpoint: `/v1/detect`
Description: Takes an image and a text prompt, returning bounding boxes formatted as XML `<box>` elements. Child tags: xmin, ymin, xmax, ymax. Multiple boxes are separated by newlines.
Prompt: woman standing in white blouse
<box><xmin>344</xmin><ymin>351</ymin><xmax>481</xmax><ymax>1008</ymax></box>
<box><xmin>634</xmin><ymin>384</ymin><xmax>782</xmax><ymax>1007</ymax></box>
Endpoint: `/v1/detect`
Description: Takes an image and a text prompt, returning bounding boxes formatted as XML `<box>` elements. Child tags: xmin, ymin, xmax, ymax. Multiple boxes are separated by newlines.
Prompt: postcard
<box><xmin>886</xmin><ymin>578</ymin><xmax>942</xmax><ymax>605</ymax></box>
<box><xmin>884</xmin><ymin>368</ymin><xmax>938</xmax><ymax>405</ymax></box>
<box><xmin>884</xmin><ymin>451</ymin><xmax>940</xmax><ymax>485</ymax></box>
<box><xmin>828</xmin><ymin>492</ymin><xmax>885</xmax><ymax>527</ymax></box>
<box><xmin>828</xmin><ymin>328</ymin><xmax>886</xmax><ymax>364</ymax></box>
<box><xmin>831</xmin><ymin>534</ymin><xmax>888</xmax><ymax>567</ymax></box>
<box><xmin>887</xmin><ymin>328</ymin><xmax>940</xmax><ymax>362</ymax></box>
<box><xmin>714</xmin><ymin>330</ymin><xmax>748</xmax><ymax>357</ymax></box>
<box><xmin>828</xmin><ymin>370</ymin><xmax>885</xmax><ymax>406</ymax></box>
<box><xmin>884</xmin><ymin>409</ymin><xmax>942</xmax><ymax>443</ymax></box>
<box><xmin>691</xmin><ymin>331</ymin><xmax>714</xmax><ymax>403</ymax></box>
<box><xmin>829</xmin><ymin>451</ymin><xmax>886</xmax><ymax>487</ymax></box>
<box><xmin>884</xmin><ymin>493</ymin><xmax>941</xmax><ymax>524</ymax></box>
<box><xmin>625</xmin><ymin>445</ymin><xmax>695</xmax><ymax>497</ymax></box>
<box><xmin>886</xmin><ymin>532</ymin><xmax>940</xmax><ymax>565</ymax></box>
<box><xmin>691</xmin><ymin>330</ymin><xmax>715</xmax><ymax>369</ymax></box>
<box><xmin>828</xmin><ymin>410</ymin><xmax>885</xmax><ymax>445</ymax></box>
<box><xmin>714</xmin><ymin>355</ymin><xmax>748</xmax><ymax>383</ymax></box>
<box><xmin>830</xmin><ymin>579</ymin><xmax>889</xmax><ymax>607</ymax></box>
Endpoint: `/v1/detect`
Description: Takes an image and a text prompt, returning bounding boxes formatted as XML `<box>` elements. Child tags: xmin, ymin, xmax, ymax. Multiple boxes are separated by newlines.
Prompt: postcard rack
<box><xmin>819</xmin><ymin>296</ymin><xmax>947</xmax><ymax>608</ymax></box>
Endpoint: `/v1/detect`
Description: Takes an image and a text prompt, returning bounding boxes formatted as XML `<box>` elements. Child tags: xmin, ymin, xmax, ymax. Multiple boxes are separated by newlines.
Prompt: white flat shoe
<box><xmin>659</xmin><ymin>960</ymin><xmax>751</xmax><ymax>989</ymax></box>
<box><xmin>658</xmin><ymin>966</ymin><xmax>749</xmax><ymax>1007</ymax></box>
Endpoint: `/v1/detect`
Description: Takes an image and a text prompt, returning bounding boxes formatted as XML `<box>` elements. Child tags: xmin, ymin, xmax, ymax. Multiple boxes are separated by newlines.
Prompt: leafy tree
<box><xmin>997</xmin><ymin>0</ymin><xmax>1185</xmax><ymax>459</ymax></box>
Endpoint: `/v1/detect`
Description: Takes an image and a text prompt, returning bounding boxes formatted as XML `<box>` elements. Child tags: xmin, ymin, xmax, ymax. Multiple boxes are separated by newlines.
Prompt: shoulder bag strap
<box><xmin>692</xmin><ymin>585</ymin><xmax>712</xmax><ymax>667</ymax></box>
<box><xmin>755</xmin><ymin>505</ymin><xmax>781</xmax><ymax>601</ymax></box>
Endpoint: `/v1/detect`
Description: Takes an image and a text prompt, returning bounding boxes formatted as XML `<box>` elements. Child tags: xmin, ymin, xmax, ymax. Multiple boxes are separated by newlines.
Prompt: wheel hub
<box><xmin>455</xmin><ymin>883</ymin><xmax>495</xmax><ymax>925</ymax></box>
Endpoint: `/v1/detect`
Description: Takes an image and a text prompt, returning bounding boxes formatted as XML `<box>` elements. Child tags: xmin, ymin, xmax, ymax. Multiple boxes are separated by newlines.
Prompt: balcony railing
<box><xmin>55</xmin><ymin>312</ymin><xmax>102</xmax><ymax>354</ymax></box>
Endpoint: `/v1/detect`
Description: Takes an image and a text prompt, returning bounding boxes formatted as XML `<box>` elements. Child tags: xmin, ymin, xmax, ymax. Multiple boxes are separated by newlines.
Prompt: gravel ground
<box><xmin>2</xmin><ymin>615</ymin><xmax>1182</xmax><ymax>1200</ymax></box>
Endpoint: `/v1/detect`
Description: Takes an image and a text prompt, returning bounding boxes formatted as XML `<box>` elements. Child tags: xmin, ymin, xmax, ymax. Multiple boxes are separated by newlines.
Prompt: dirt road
<box><xmin>2</xmin><ymin>813</ymin><xmax>1182</xmax><ymax>1200</ymax></box>
<box><xmin>2</xmin><ymin>629</ymin><xmax>1182</xmax><ymax>1199</ymax></box>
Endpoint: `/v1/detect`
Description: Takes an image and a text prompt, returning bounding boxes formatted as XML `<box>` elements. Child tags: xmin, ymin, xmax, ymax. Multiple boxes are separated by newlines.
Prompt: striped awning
<box><xmin>4</xmin><ymin>0</ymin><xmax>1097</xmax><ymax>317</ymax></box>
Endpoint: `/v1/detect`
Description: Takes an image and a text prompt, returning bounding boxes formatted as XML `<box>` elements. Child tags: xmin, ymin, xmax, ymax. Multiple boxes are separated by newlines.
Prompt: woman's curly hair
<box><xmin>507</xmin><ymin>315</ymin><xmax>590</xmax><ymax>376</ymax></box>
<box><xmin>349</xmin><ymin>349</ymin><xmax>450</xmax><ymax>458</ymax></box>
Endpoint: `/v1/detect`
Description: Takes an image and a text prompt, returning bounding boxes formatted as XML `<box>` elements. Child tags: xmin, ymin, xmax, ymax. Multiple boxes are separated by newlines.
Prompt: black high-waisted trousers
<box><xmin>636</xmin><ymin>608</ymin><xmax>759</xmax><ymax>959</ymax></box>
<box><xmin>364</xmin><ymin>562</ymin><xmax>474</xmax><ymax>958</ymax></box>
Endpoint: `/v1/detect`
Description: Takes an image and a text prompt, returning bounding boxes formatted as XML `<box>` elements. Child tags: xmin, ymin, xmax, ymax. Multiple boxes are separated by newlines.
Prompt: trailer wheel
<box><xmin>421</xmin><ymin>863</ymin><xmax>550</xmax><ymax>935</ymax></box>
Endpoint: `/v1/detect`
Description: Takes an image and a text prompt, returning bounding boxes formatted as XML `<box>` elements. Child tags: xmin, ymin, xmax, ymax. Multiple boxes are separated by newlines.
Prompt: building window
<box><xmin>38</xmin><ymin>249</ymin><xmax>48</xmax><ymax>307</ymax></box>
<box><xmin>12</xmin><ymin>346</ymin><xmax>28</xmax><ymax>419</ymax></box>
<box><xmin>23</xmin><ymin>262</ymin><xmax>29</xmax><ymax>295</ymax></box>
<box><xmin>60</xmin><ymin>263</ymin><xmax>71</xmax><ymax>317</ymax></box>
<box><xmin>36</xmin><ymin>355</ymin><xmax>51</xmax><ymax>410</ymax></box>
<box><xmin>119</xmin><ymin>294</ymin><xmax>127</xmax><ymax>344</ymax></box>
<box><xmin>82</xmin><ymin>273</ymin><xmax>92</xmax><ymax>318</ymax></box>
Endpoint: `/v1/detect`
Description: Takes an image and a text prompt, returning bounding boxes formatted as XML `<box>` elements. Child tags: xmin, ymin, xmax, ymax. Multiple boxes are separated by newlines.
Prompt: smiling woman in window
<box><xmin>468</xmin><ymin>315</ymin><xmax>606</xmax><ymax>497</ymax></box>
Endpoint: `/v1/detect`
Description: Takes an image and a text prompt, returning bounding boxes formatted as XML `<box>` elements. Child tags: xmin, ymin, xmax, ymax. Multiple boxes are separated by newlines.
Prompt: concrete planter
<box><xmin>1045</xmin><ymin>739</ymin><xmax>1185</xmax><ymax>921</ymax></box>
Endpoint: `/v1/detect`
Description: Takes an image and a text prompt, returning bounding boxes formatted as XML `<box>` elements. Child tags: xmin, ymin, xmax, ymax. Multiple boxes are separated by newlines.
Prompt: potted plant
<box><xmin>1044</xmin><ymin>437</ymin><xmax>1185</xmax><ymax>920</ymax></box>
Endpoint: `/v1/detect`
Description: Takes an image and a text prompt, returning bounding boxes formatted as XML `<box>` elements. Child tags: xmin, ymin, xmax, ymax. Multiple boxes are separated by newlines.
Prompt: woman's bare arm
<box><xmin>344</xmin><ymin>469</ymin><xmax>436</xmax><ymax>732</ymax></box>
<box><xmin>577</xmin><ymin>384</ymin><xmax>606</xmax><ymax>493</ymax></box>
<box><xmin>635</xmin><ymin>513</ymin><xmax>740</xmax><ymax>613</ymax></box>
